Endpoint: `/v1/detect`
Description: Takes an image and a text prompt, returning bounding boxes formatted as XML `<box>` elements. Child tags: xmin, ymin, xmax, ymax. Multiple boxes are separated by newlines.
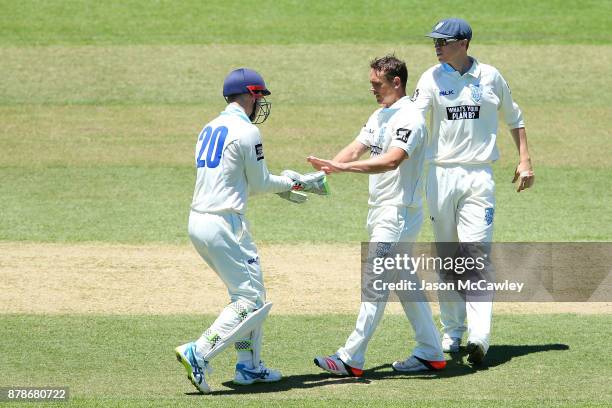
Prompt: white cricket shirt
<box><xmin>191</xmin><ymin>104</ymin><xmax>293</xmax><ymax>214</ymax></box>
<box><xmin>356</xmin><ymin>96</ymin><xmax>427</xmax><ymax>208</ymax></box>
<box><xmin>412</xmin><ymin>58</ymin><xmax>524</xmax><ymax>164</ymax></box>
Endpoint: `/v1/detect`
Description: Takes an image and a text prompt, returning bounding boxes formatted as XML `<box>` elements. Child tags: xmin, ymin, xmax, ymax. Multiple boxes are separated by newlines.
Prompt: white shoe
<box><xmin>466</xmin><ymin>341</ymin><xmax>486</xmax><ymax>365</ymax></box>
<box><xmin>442</xmin><ymin>334</ymin><xmax>461</xmax><ymax>353</ymax></box>
<box><xmin>392</xmin><ymin>355</ymin><xmax>446</xmax><ymax>372</ymax></box>
<box><xmin>313</xmin><ymin>354</ymin><xmax>363</xmax><ymax>377</ymax></box>
<box><xmin>233</xmin><ymin>361</ymin><xmax>282</xmax><ymax>385</ymax></box>
<box><xmin>175</xmin><ymin>342</ymin><xmax>211</xmax><ymax>394</ymax></box>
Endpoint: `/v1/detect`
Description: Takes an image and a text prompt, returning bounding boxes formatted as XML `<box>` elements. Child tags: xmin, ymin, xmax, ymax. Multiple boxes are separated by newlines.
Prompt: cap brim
<box><xmin>426</xmin><ymin>32</ymin><xmax>455</xmax><ymax>39</ymax></box>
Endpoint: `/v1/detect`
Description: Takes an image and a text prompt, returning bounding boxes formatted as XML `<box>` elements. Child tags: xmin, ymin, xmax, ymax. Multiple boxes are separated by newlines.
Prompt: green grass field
<box><xmin>1</xmin><ymin>44</ymin><xmax>610</xmax><ymax>243</ymax></box>
<box><xmin>1</xmin><ymin>1</ymin><xmax>611</xmax><ymax>407</ymax></box>
<box><xmin>1</xmin><ymin>314</ymin><xmax>610</xmax><ymax>407</ymax></box>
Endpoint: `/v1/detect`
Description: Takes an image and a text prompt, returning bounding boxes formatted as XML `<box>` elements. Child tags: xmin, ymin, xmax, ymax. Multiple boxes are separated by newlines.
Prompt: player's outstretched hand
<box><xmin>307</xmin><ymin>156</ymin><xmax>347</xmax><ymax>174</ymax></box>
<box><xmin>512</xmin><ymin>160</ymin><xmax>535</xmax><ymax>192</ymax></box>
<box><xmin>307</xmin><ymin>156</ymin><xmax>327</xmax><ymax>172</ymax></box>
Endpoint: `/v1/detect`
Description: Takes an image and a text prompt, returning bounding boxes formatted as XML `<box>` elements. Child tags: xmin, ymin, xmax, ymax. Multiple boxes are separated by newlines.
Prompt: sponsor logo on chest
<box><xmin>446</xmin><ymin>105</ymin><xmax>480</xmax><ymax>120</ymax></box>
<box><xmin>376</xmin><ymin>127</ymin><xmax>386</xmax><ymax>145</ymax></box>
<box><xmin>371</xmin><ymin>127</ymin><xmax>386</xmax><ymax>155</ymax></box>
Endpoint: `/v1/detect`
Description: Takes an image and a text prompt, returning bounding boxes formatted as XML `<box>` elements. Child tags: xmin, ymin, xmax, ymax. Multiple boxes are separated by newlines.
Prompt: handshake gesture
<box><xmin>277</xmin><ymin>170</ymin><xmax>330</xmax><ymax>204</ymax></box>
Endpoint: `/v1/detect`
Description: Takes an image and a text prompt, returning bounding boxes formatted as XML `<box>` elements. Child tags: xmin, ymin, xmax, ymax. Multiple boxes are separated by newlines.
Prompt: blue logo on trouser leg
<box><xmin>485</xmin><ymin>208</ymin><xmax>494</xmax><ymax>225</ymax></box>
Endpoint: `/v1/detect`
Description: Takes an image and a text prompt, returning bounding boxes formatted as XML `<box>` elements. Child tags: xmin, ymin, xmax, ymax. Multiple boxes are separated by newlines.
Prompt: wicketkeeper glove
<box><xmin>276</xmin><ymin>190</ymin><xmax>309</xmax><ymax>204</ymax></box>
<box><xmin>281</xmin><ymin>170</ymin><xmax>331</xmax><ymax>196</ymax></box>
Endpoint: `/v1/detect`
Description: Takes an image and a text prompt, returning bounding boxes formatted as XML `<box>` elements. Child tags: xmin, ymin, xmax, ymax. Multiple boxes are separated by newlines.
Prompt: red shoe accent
<box><xmin>428</xmin><ymin>360</ymin><xmax>447</xmax><ymax>370</ymax></box>
<box><xmin>324</xmin><ymin>357</ymin><xmax>338</xmax><ymax>371</ymax></box>
<box><xmin>347</xmin><ymin>366</ymin><xmax>363</xmax><ymax>377</ymax></box>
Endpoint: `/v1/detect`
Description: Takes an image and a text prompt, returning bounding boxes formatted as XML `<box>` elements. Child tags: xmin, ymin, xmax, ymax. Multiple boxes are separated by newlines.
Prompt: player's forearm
<box><xmin>248</xmin><ymin>170</ymin><xmax>293</xmax><ymax>194</ymax></box>
<box><xmin>342</xmin><ymin>155</ymin><xmax>403</xmax><ymax>174</ymax></box>
<box><xmin>333</xmin><ymin>142</ymin><xmax>366</xmax><ymax>163</ymax></box>
<box><xmin>267</xmin><ymin>174</ymin><xmax>294</xmax><ymax>193</ymax></box>
<box><xmin>511</xmin><ymin>127</ymin><xmax>531</xmax><ymax>163</ymax></box>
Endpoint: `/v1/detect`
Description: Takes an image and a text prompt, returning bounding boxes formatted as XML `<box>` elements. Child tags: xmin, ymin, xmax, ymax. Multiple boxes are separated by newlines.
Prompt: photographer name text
<box><xmin>372</xmin><ymin>279</ymin><xmax>525</xmax><ymax>292</ymax></box>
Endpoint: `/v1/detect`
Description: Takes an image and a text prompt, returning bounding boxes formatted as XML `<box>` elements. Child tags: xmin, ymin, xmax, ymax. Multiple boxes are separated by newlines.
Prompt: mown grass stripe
<box><xmin>0</xmin><ymin>0</ymin><xmax>609</xmax><ymax>45</ymax></box>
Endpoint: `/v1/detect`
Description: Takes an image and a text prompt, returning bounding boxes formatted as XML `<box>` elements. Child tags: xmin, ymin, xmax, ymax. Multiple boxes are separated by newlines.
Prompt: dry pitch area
<box><xmin>1</xmin><ymin>242</ymin><xmax>609</xmax><ymax>315</ymax></box>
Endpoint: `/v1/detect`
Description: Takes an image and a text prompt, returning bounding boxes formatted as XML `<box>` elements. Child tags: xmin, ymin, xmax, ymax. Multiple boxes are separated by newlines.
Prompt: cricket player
<box><xmin>412</xmin><ymin>18</ymin><xmax>535</xmax><ymax>364</ymax></box>
<box><xmin>175</xmin><ymin>68</ymin><xmax>328</xmax><ymax>393</ymax></box>
<box><xmin>308</xmin><ymin>55</ymin><xmax>446</xmax><ymax>376</ymax></box>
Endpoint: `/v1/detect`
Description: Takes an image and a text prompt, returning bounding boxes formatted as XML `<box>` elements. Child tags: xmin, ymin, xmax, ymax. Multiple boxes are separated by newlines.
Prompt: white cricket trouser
<box><xmin>426</xmin><ymin>164</ymin><xmax>495</xmax><ymax>352</ymax></box>
<box><xmin>336</xmin><ymin>206</ymin><xmax>444</xmax><ymax>369</ymax></box>
<box><xmin>188</xmin><ymin>210</ymin><xmax>265</xmax><ymax>308</ymax></box>
<box><xmin>188</xmin><ymin>210</ymin><xmax>265</xmax><ymax>365</ymax></box>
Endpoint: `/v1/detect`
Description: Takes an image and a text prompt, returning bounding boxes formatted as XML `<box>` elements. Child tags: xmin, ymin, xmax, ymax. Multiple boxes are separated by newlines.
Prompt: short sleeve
<box><xmin>410</xmin><ymin>71</ymin><xmax>434</xmax><ymax>119</ymax></box>
<box><xmin>495</xmin><ymin>71</ymin><xmax>525</xmax><ymax>129</ymax></box>
<box><xmin>388</xmin><ymin>110</ymin><xmax>426</xmax><ymax>157</ymax></box>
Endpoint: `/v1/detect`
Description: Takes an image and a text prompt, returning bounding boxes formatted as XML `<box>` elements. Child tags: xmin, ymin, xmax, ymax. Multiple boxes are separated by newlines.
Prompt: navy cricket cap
<box><xmin>222</xmin><ymin>68</ymin><xmax>271</xmax><ymax>97</ymax></box>
<box><xmin>426</xmin><ymin>18</ymin><xmax>472</xmax><ymax>40</ymax></box>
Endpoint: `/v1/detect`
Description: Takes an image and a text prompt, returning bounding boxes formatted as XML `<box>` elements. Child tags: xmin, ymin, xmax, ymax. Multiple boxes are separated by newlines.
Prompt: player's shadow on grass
<box><xmin>477</xmin><ymin>343</ymin><xmax>569</xmax><ymax>370</ymax></box>
<box><xmin>349</xmin><ymin>343</ymin><xmax>569</xmax><ymax>380</ymax></box>
<box><xmin>192</xmin><ymin>343</ymin><xmax>569</xmax><ymax>395</ymax></box>
<box><xmin>388</xmin><ymin>343</ymin><xmax>571</xmax><ymax>378</ymax></box>
<box><xmin>211</xmin><ymin>372</ymin><xmax>375</xmax><ymax>395</ymax></box>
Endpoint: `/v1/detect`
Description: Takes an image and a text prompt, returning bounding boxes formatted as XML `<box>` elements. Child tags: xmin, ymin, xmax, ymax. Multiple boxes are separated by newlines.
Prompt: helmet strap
<box><xmin>248</xmin><ymin>97</ymin><xmax>258</xmax><ymax>122</ymax></box>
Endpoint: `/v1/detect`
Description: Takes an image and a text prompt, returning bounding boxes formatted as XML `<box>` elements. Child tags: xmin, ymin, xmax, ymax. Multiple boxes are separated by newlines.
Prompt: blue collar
<box><xmin>381</xmin><ymin>96</ymin><xmax>409</xmax><ymax>113</ymax></box>
<box><xmin>221</xmin><ymin>104</ymin><xmax>252</xmax><ymax>124</ymax></box>
<box><xmin>441</xmin><ymin>57</ymin><xmax>480</xmax><ymax>78</ymax></box>
<box><xmin>441</xmin><ymin>63</ymin><xmax>456</xmax><ymax>73</ymax></box>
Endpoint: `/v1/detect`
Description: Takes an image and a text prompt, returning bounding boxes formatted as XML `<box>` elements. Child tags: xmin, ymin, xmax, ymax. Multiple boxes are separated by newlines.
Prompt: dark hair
<box><xmin>370</xmin><ymin>55</ymin><xmax>408</xmax><ymax>89</ymax></box>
